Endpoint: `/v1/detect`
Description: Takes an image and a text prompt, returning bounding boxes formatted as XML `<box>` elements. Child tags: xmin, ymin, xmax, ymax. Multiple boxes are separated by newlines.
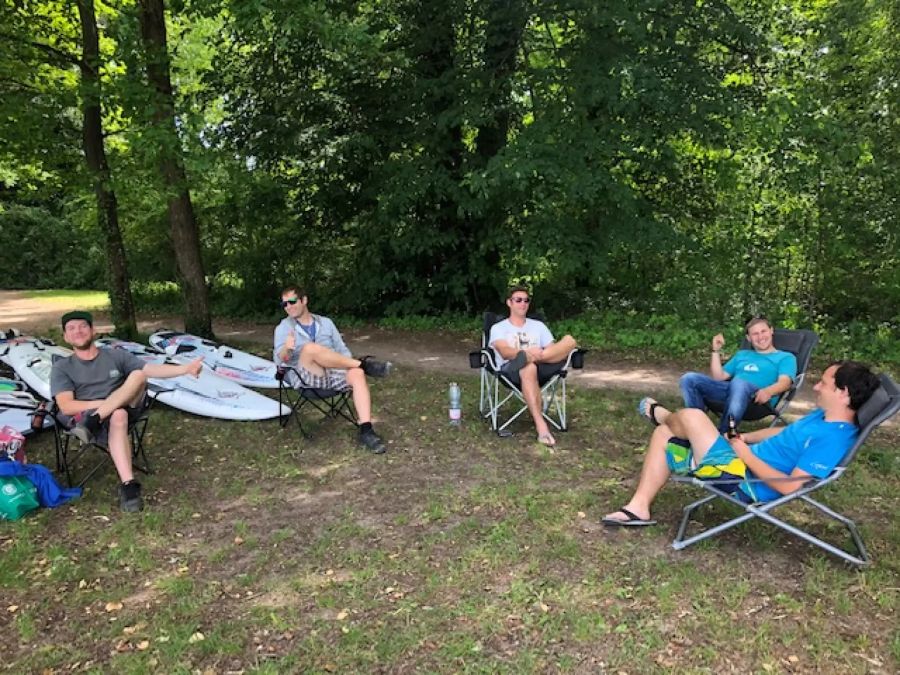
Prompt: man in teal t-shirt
<box><xmin>603</xmin><ymin>361</ymin><xmax>880</xmax><ymax>527</ymax></box>
<box><xmin>679</xmin><ymin>317</ymin><xmax>797</xmax><ymax>433</ymax></box>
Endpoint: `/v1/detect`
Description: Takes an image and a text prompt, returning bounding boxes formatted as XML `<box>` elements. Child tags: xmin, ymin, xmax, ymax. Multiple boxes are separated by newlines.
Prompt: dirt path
<box><xmin>0</xmin><ymin>290</ymin><xmax>819</xmax><ymax>412</ymax></box>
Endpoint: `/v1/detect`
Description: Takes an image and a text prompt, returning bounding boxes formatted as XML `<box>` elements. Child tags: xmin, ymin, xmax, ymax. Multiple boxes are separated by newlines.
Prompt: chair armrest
<box><xmin>570</xmin><ymin>348</ymin><xmax>588</xmax><ymax>370</ymax></box>
<box><xmin>276</xmin><ymin>364</ymin><xmax>313</xmax><ymax>387</ymax></box>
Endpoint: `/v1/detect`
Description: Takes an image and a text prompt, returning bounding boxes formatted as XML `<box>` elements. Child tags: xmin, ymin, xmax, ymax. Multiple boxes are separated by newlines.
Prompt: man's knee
<box><xmin>346</xmin><ymin>368</ymin><xmax>366</xmax><ymax>387</ymax></box>
<box><xmin>519</xmin><ymin>362</ymin><xmax>538</xmax><ymax>380</ymax></box>
<box><xmin>728</xmin><ymin>378</ymin><xmax>756</xmax><ymax>397</ymax></box>
<box><xmin>108</xmin><ymin>408</ymin><xmax>129</xmax><ymax>428</ymax></box>
<box><xmin>670</xmin><ymin>407</ymin><xmax>710</xmax><ymax>429</ymax></box>
<box><xmin>680</xmin><ymin>372</ymin><xmax>702</xmax><ymax>388</ymax></box>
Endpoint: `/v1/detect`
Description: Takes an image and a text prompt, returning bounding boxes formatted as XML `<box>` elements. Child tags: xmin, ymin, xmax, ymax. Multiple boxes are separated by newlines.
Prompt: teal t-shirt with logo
<box><xmin>723</xmin><ymin>349</ymin><xmax>797</xmax><ymax>404</ymax></box>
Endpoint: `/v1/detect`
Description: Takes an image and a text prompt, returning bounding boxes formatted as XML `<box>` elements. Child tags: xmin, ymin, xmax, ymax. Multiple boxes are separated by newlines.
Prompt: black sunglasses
<box><xmin>510</xmin><ymin>296</ymin><xmax>531</xmax><ymax>304</ymax></box>
<box><xmin>280</xmin><ymin>298</ymin><xmax>300</xmax><ymax>308</ymax></box>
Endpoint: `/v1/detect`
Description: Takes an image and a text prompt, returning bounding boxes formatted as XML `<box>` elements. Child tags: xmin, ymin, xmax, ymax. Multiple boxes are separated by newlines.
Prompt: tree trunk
<box><xmin>138</xmin><ymin>0</ymin><xmax>213</xmax><ymax>337</ymax></box>
<box><xmin>76</xmin><ymin>0</ymin><xmax>138</xmax><ymax>339</ymax></box>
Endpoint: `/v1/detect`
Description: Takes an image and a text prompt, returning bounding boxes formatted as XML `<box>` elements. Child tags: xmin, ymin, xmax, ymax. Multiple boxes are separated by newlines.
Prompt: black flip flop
<box><xmin>637</xmin><ymin>397</ymin><xmax>662</xmax><ymax>427</ymax></box>
<box><xmin>601</xmin><ymin>507</ymin><xmax>657</xmax><ymax>527</ymax></box>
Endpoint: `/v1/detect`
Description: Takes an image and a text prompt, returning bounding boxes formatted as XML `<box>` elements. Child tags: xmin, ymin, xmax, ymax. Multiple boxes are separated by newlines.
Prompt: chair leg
<box><xmin>673</xmin><ymin>487</ymin><xmax>871</xmax><ymax>566</ymax></box>
<box><xmin>797</xmin><ymin>495</ymin><xmax>870</xmax><ymax>566</ymax></box>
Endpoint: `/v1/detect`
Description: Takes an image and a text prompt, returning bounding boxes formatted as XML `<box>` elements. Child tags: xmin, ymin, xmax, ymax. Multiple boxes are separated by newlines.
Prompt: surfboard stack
<box><xmin>0</xmin><ymin>331</ymin><xmax>58</xmax><ymax>434</ymax></box>
<box><xmin>0</xmin><ymin>328</ymin><xmax>288</xmax><ymax>423</ymax></box>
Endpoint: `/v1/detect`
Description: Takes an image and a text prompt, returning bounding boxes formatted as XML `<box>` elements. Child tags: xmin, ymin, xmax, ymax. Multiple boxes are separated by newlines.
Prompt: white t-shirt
<box><xmin>489</xmin><ymin>318</ymin><xmax>554</xmax><ymax>366</ymax></box>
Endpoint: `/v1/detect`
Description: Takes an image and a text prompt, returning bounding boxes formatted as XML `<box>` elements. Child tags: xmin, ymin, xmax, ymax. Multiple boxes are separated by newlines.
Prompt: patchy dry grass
<box><xmin>2</xmin><ymin>369</ymin><xmax>898</xmax><ymax>673</ymax></box>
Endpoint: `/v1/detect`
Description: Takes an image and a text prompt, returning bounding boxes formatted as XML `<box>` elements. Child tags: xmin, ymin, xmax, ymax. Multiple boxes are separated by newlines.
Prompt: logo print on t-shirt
<box><xmin>109</xmin><ymin>369</ymin><xmax>120</xmax><ymax>378</ymax></box>
<box><xmin>743</xmin><ymin>364</ymin><xmax>760</xmax><ymax>372</ymax></box>
<box><xmin>515</xmin><ymin>332</ymin><xmax>532</xmax><ymax>350</ymax></box>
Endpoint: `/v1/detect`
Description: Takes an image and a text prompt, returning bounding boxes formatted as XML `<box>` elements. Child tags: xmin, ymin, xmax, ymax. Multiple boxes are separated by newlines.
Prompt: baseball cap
<box><xmin>61</xmin><ymin>310</ymin><xmax>94</xmax><ymax>329</ymax></box>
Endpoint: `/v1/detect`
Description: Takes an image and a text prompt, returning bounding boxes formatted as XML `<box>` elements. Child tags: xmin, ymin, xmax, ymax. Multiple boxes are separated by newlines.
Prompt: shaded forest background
<box><xmin>0</xmin><ymin>1</ymin><xmax>897</xmax><ymax>346</ymax></box>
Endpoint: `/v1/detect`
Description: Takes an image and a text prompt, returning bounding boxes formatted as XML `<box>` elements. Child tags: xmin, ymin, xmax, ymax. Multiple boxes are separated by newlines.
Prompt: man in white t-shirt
<box><xmin>489</xmin><ymin>285</ymin><xmax>578</xmax><ymax>446</ymax></box>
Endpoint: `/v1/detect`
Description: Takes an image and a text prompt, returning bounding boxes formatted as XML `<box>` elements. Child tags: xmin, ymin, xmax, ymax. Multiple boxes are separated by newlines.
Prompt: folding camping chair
<box><xmin>706</xmin><ymin>328</ymin><xmax>819</xmax><ymax>427</ymax></box>
<box><xmin>275</xmin><ymin>365</ymin><xmax>357</xmax><ymax>439</ymax></box>
<box><xmin>672</xmin><ymin>373</ymin><xmax>900</xmax><ymax>566</ymax></box>
<box><xmin>469</xmin><ymin>312</ymin><xmax>586</xmax><ymax>435</ymax></box>
<box><xmin>49</xmin><ymin>398</ymin><xmax>153</xmax><ymax>488</ymax></box>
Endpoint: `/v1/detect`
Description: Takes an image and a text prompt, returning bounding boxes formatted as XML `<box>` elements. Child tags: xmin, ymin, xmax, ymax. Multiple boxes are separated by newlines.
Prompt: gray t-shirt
<box><xmin>51</xmin><ymin>348</ymin><xmax>145</xmax><ymax>401</ymax></box>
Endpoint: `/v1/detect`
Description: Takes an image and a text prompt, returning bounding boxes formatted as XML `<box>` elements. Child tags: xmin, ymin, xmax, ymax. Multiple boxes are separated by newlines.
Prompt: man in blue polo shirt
<box><xmin>603</xmin><ymin>361</ymin><xmax>880</xmax><ymax>526</ymax></box>
<box><xmin>677</xmin><ymin>317</ymin><xmax>797</xmax><ymax>433</ymax></box>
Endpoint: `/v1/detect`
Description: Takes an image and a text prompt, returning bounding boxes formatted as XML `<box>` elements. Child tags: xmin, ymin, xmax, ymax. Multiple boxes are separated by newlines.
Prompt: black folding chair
<box><xmin>673</xmin><ymin>373</ymin><xmax>900</xmax><ymax>566</ymax></box>
<box><xmin>275</xmin><ymin>366</ymin><xmax>357</xmax><ymax>439</ymax></box>
<box><xmin>706</xmin><ymin>328</ymin><xmax>819</xmax><ymax>426</ymax></box>
<box><xmin>469</xmin><ymin>312</ymin><xmax>585</xmax><ymax>435</ymax></box>
<box><xmin>49</xmin><ymin>399</ymin><xmax>153</xmax><ymax>488</ymax></box>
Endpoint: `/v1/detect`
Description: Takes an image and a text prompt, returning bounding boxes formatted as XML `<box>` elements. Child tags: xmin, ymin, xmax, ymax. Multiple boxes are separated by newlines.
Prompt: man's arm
<box><xmin>729</xmin><ymin>437</ymin><xmax>811</xmax><ymax>495</ymax></box>
<box><xmin>273</xmin><ymin>322</ymin><xmax>296</xmax><ymax>364</ymax></box>
<box><xmin>55</xmin><ymin>390</ymin><xmax>107</xmax><ymax>416</ymax></box>
<box><xmin>753</xmin><ymin>374</ymin><xmax>793</xmax><ymax>405</ymax></box>
<box><xmin>491</xmin><ymin>339</ymin><xmax>521</xmax><ymax>361</ymax></box>
<box><xmin>739</xmin><ymin>426</ymin><xmax>784</xmax><ymax>444</ymax></box>
<box><xmin>143</xmin><ymin>358</ymin><xmax>203</xmax><ymax>379</ymax></box>
<box><xmin>709</xmin><ymin>333</ymin><xmax>730</xmax><ymax>381</ymax></box>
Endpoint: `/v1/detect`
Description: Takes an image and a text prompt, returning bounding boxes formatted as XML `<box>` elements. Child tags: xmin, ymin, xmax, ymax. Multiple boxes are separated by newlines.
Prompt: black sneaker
<box><xmin>119</xmin><ymin>480</ymin><xmax>144</xmax><ymax>512</ymax></box>
<box><xmin>359</xmin><ymin>428</ymin><xmax>387</xmax><ymax>454</ymax></box>
<box><xmin>71</xmin><ymin>413</ymin><xmax>102</xmax><ymax>445</ymax></box>
<box><xmin>360</xmin><ymin>357</ymin><xmax>393</xmax><ymax>378</ymax></box>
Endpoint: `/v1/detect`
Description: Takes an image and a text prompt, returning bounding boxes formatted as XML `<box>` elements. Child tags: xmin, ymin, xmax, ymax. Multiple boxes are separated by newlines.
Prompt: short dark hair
<box><xmin>831</xmin><ymin>360</ymin><xmax>880</xmax><ymax>412</ymax></box>
<box><xmin>280</xmin><ymin>285</ymin><xmax>307</xmax><ymax>299</ymax></box>
<box><xmin>507</xmin><ymin>284</ymin><xmax>530</xmax><ymax>299</ymax></box>
<box><xmin>745</xmin><ymin>316</ymin><xmax>772</xmax><ymax>333</ymax></box>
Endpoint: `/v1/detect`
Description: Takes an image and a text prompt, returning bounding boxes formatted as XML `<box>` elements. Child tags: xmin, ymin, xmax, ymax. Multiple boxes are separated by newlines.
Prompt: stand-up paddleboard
<box><xmin>0</xmin><ymin>390</ymin><xmax>51</xmax><ymax>435</ymax></box>
<box><xmin>0</xmin><ymin>377</ymin><xmax>27</xmax><ymax>392</ymax></box>
<box><xmin>96</xmin><ymin>338</ymin><xmax>288</xmax><ymax>421</ymax></box>
<box><xmin>0</xmin><ymin>336</ymin><xmax>73</xmax><ymax>401</ymax></box>
<box><xmin>148</xmin><ymin>329</ymin><xmax>279</xmax><ymax>389</ymax></box>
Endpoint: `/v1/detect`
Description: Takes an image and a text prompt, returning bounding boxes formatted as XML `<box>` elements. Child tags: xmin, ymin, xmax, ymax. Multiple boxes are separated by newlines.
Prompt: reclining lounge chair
<box><xmin>673</xmin><ymin>373</ymin><xmax>900</xmax><ymax>566</ymax></box>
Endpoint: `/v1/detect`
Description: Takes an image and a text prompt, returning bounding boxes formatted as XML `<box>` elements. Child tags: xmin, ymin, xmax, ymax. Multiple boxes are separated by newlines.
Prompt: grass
<box><xmin>3</xmin><ymin>367</ymin><xmax>899</xmax><ymax>672</ymax></box>
<box><xmin>22</xmin><ymin>289</ymin><xmax>109</xmax><ymax>307</ymax></box>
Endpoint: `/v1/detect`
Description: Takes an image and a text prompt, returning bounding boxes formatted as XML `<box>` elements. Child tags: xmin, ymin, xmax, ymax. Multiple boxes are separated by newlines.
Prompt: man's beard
<box><xmin>71</xmin><ymin>337</ymin><xmax>94</xmax><ymax>350</ymax></box>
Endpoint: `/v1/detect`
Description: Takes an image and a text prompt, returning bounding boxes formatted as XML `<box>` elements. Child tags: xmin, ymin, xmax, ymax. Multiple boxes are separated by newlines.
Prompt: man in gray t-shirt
<box><xmin>52</xmin><ymin>310</ymin><xmax>202</xmax><ymax>512</ymax></box>
<box><xmin>51</xmin><ymin>347</ymin><xmax>146</xmax><ymax>403</ymax></box>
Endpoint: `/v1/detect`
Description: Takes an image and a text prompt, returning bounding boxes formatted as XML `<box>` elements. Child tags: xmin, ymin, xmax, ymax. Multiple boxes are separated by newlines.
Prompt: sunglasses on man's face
<box><xmin>510</xmin><ymin>296</ymin><xmax>530</xmax><ymax>304</ymax></box>
<box><xmin>280</xmin><ymin>297</ymin><xmax>300</xmax><ymax>308</ymax></box>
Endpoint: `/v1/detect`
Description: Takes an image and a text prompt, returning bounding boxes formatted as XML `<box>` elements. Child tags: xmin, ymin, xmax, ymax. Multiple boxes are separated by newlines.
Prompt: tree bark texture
<box><xmin>76</xmin><ymin>0</ymin><xmax>138</xmax><ymax>339</ymax></box>
<box><xmin>138</xmin><ymin>0</ymin><xmax>213</xmax><ymax>337</ymax></box>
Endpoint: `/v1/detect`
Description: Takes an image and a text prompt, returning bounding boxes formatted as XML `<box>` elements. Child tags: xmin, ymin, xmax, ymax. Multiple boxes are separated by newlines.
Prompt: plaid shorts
<box><xmin>287</xmin><ymin>365</ymin><xmax>350</xmax><ymax>392</ymax></box>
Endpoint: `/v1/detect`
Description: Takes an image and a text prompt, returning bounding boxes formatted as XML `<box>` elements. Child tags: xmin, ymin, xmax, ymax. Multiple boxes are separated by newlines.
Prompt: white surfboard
<box><xmin>0</xmin><ymin>336</ymin><xmax>73</xmax><ymax>401</ymax></box>
<box><xmin>148</xmin><ymin>329</ymin><xmax>279</xmax><ymax>389</ymax></box>
<box><xmin>96</xmin><ymin>338</ymin><xmax>288</xmax><ymax>421</ymax></box>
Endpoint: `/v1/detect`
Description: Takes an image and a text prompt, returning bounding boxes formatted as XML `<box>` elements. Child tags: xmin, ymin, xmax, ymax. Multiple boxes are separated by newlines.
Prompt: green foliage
<box><xmin>0</xmin><ymin>205</ymin><xmax>104</xmax><ymax>289</ymax></box>
<box><xmin>1</xmin><ymin>0</ymin><xmax>897</xmax><ymax>340</ymax></box>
